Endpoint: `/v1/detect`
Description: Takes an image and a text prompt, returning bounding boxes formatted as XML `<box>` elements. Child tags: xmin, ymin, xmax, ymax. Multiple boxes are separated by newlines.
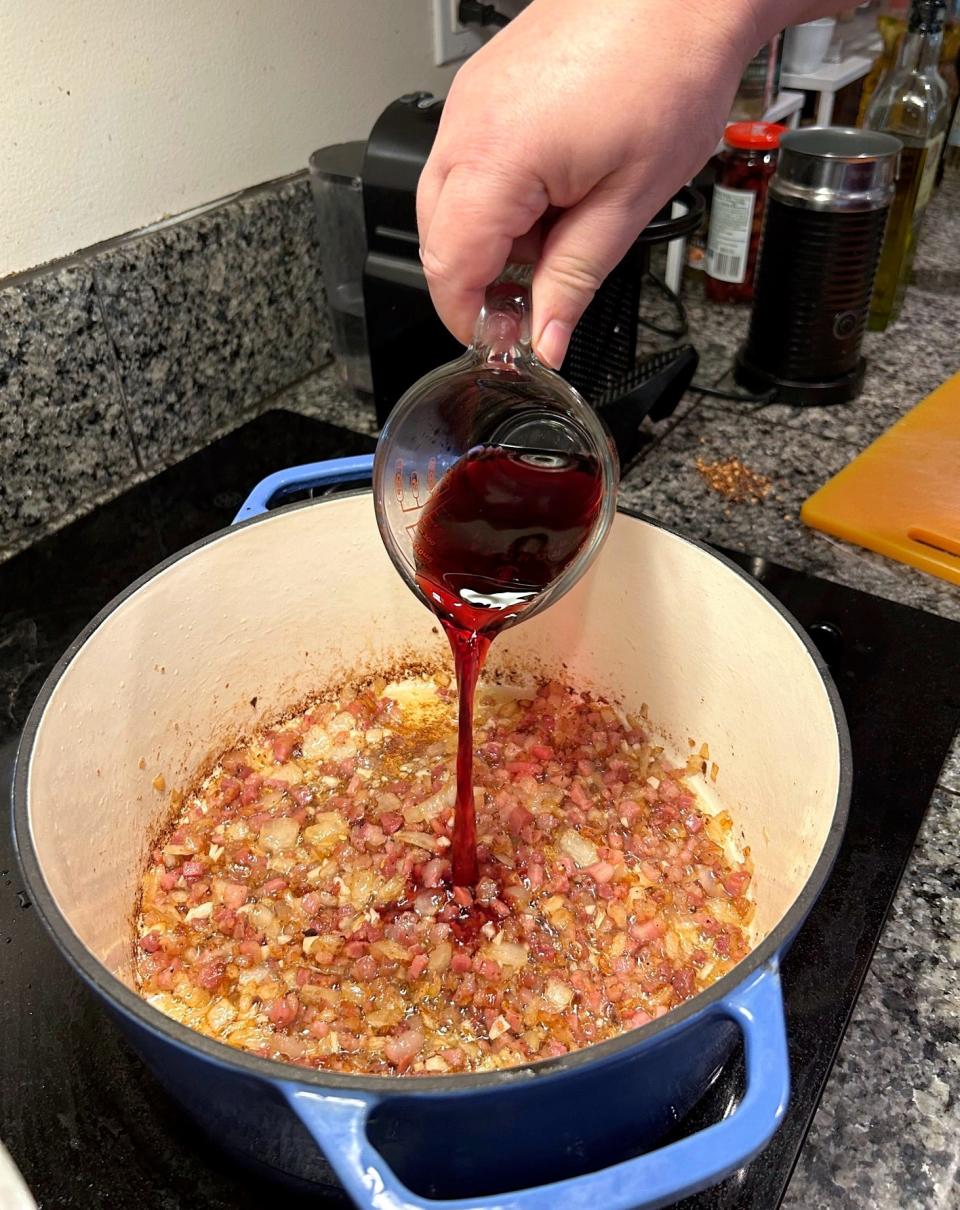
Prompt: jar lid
<box><xmin>724</xmin><ymin>122</ymin><xmax>788</xmax><ymax>151</ymax></box>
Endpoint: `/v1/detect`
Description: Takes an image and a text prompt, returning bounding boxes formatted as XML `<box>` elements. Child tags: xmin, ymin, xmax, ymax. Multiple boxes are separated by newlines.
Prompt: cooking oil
<box><xmin>865</xmin><ymin>0</ymin><xmax>950</xmax><ymax>328</ymax></box>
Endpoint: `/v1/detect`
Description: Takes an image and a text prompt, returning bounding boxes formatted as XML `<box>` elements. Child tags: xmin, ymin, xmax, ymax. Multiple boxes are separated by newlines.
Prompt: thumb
<box><xmin>531</xmin><ymin>183</ymin><xmax>648</xmax><ymax>369</ymax></box>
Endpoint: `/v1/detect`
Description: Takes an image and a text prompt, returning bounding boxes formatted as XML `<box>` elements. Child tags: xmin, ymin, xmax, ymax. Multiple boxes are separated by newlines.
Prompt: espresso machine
<box><xmin>310</xmin><ymin>93</ymin><xmax>703</xmax><ymax>460</ymax></box>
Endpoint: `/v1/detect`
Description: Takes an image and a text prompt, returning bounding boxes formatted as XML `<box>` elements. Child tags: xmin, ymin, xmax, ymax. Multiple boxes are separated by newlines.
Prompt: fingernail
<box><xmin>535</xmin><ymin>319</ymin><xmax>572</xmax><ymax>369</ymax></box>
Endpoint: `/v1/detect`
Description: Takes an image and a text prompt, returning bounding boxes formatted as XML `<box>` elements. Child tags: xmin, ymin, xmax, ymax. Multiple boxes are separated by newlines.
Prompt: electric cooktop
<box><xmin>2</xmin><ymin>409</ymin><xmax>958</xmax><ymax>1209</ymax></box>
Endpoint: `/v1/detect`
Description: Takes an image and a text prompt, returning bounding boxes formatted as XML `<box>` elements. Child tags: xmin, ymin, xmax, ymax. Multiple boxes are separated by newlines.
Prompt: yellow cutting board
<box><xmin>802</xmin><ymin>371</ymin><xmax>960</xmax><ymax>586</ymax></box>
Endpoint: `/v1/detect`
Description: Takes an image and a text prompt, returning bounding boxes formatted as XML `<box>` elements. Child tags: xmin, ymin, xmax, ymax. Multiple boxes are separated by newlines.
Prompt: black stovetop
<box><xmin>2</xmin><ymin>409</ymin><xmax>958</xmax><ymax>1210</ymax></box>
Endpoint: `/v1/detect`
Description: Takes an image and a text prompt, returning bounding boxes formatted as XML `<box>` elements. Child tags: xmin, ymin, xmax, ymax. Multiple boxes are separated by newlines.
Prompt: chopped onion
<box><xmin>206</xmin><ymin>998</ymin><xmax>237</xmax><ymax>1032</ymax></box>
<box><xmin>558</xmin><ymin>828</ymin><xmax>599</xmax><ymax>869</ymax></box>
<box><xmin>270</xmin><ymin>763</ymin><xmax>303</xmax><ymax>785</ymax></box>
<box><xmin>302</xmin><ymin>811</ymin><xmax>348</xmax><ymax>855</ymax></box>
<box><xmin>371</xmin><ymin>939</ymin><xmax>410</xmax><ymax>961</ymax></box>
<box><xmin>275</xmin><ymin>1035</ymin><xmax>307</xmax><ymax>1059</ymax></box>
<box><xmin>428</xmin><ymin>941</ymin><xmax>452</xmax><ymax>972</ymax></box>
<box><xmin>482</xmin><ymin>941</ymin><xmax>528</xmax><ymax>969</ymax></box>
<box><xmin>488</xmin><ymin>1015</ymin><xmax>512</xmax><ymax>1040</ymax></box>
<box><xmin>163</xmin><ymin>844</ymin><xmax>195</xmax><ymax>858</ymax></box>
<box><xmin>342</xmin><ymin>867</ymin><xmax>380</xmax><ymax>909</ymax></box>
<box><xmin>366</xmin><ymin>1005</ymin><xmax>405</xmax><ymax>1029</ymax></box>
<box><xmin>259</xmin><ymin>817</ymin><xmax>299</xmax><ymax>853</ymax></box>
<box><xmin>249</xmin><ymin>903</ymin><xmax>277</xmax><ymax>934</ymax></box>
<box><xmin>544</xmin><ymin>978</ymin><xmax>574</xmax><ymax>1010</ymax></box>
<box><xmin>414</xmin><ymin>891</ymin><xmax>443</xmax><ymax>917</ymax></box>
<box><xmin>236</xmin><ymin>964</ymin><xmax>270</xmax><ymax>986</ymax></box>
<box><xmin>404</xmin><ymin>781</ymin><xmax>455</xmax><ymax>824</ymax></box>
<box><xmin>373</xmin><ymin>873</ymin><xmax>407</xmax><ymax>907</ymax></box>
<box><xmin>396</xmin><ymin>831</ymin><xmax>439</xmax><ymax>853</ymax></box>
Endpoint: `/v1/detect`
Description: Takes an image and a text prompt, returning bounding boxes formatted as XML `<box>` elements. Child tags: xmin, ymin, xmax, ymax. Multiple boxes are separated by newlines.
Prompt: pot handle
<box><xmin>284</xmin><ymin>962</ymin><xmax>789</xmax><ymax>1210</ymax></box>
<box><xmin>233</xmin><ymin>455</ymin><xmax>376</xmax><ymax>523</ymax></box>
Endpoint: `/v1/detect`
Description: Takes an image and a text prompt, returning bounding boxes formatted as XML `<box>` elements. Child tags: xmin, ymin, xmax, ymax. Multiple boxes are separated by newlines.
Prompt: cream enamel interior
<box><xmin>26</xmin><ymin>495</ymin><xmax>842</xmax><ymax>989</ymax></box>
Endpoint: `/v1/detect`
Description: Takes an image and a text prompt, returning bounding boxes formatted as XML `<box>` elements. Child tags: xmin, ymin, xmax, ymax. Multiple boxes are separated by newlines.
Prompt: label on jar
<box><xmin>915</xmin><ymin>132</ymin><xmax>945</xmax><ymax>213</ymax></box>
<box><xmin>705</xmin><ymin>185</ymin><xmax>756</xmax><ymax>284</ymax></box>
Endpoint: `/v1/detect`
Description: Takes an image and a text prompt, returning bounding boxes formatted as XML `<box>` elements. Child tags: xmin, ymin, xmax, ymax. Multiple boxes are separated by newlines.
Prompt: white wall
<box><xmin>1</xmin><ymin>0</ymin><xmax>459</xmax><ymax>277</ymax></box>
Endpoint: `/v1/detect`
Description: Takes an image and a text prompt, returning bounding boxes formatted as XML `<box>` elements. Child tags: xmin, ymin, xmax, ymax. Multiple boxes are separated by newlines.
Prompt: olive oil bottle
<box><xmin>858</xmin><ymin>2</ymin><xmax>911</xmax><ymax>124</ymax></box>
<box><xmin>866</xmin><ymin>0</ymin><xmax>950</xmax><ymax>328</ymax></box>
<box><xmin>859</xmin><ymin>1</ymin><xmax>960</xmax><ymax>123</ymax></box>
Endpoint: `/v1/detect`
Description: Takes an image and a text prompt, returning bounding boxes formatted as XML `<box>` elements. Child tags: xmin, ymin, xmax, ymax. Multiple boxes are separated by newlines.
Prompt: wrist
<box><xmin>629</xmin><ymin>0</ymin><xmax>780</xmax><ymax>75</ymax></box>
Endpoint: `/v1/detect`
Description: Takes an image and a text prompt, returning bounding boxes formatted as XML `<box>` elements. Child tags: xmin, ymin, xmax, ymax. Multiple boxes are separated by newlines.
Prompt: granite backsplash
<box><xmin>0</xmin><ymin>174</ymin><xmax>331</xmax><ymax>561</ymax></box>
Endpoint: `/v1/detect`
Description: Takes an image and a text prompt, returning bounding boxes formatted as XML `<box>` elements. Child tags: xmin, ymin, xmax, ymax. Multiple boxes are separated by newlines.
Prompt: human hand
<box><xmin>417</xmin><ymin>0</ymin><xmax>832</xmax><ymax>366</ymax></box>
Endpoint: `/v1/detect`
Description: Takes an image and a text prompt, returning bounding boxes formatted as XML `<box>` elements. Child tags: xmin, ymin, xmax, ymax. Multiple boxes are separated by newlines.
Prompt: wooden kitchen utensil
<box><xmin>802</xmin><ymin>370</ymin><xmax>960</xmax><ymax>586</ymax></box>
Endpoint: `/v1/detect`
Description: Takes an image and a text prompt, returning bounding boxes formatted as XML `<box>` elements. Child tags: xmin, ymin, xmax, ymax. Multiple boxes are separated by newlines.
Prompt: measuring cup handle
<box><xmin>232</xmin><ymin>455</ymin><xmax>375</xmax><ymax>523</ymax></box>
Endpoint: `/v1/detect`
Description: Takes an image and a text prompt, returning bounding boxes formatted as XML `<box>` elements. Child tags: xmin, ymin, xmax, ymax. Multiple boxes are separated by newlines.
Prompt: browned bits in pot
<box><xmin>694</xmin><ymin>457</ymin><xmax>773</xmax><ymax>504</ymax></box>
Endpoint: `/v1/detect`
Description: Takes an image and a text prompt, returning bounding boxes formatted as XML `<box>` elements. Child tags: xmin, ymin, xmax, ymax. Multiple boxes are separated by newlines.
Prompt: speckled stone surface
<box><xmin>782</xmin><ymin>789</ymin><xmax>960</xmax><ymax>1210</ymax></box>
<box><xmin>93</xmin><ymin>176</ymin><xmax>330</xmax><ymax>471</ymax></box>
<box><xmin>911</xmin><ymin>168</ymin><xmax>960</xmax><ymax>293</ymax></box>
<box><xmin>0</xmin><ymin>176</ymin><xmax>332</xmax><ymax>560</ymax></box>
<box><xmin>279</xmin><ymin>364</ymin><xmax>379</xmax><ymax>437</ymax></box>
<box><xmin>701</xmin><ymin>284</ymin><xmax>960</xmax><ymax>447</ymax></box>
<box><xmin>618</xmin><ymin>402</ymin><xmax>859</xmax><ymax>560</ymax></box>
<box><xmin>0</xmin><ymin>266</ymin><xmax>141</xmax><ymax>557</ymax></box>
<box><xmin>616</xmin><ymin>402</ymin><xmax>960</xmax><ymax>625</ymax></box>
<box><xmin>938</xmin><ymin>732</ymin><xmax>960</xmax><ymax>797</ymax></box>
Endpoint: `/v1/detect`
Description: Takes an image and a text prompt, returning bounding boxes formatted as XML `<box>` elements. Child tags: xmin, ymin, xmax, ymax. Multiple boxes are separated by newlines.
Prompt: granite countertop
<box><xmin>280</xmin><ymin>173</ymin><xmax>960</xmax><ymax>1210</ymax></box>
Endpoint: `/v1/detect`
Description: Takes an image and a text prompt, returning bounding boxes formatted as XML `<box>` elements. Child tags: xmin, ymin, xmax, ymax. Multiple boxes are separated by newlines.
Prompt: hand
<box><xmin>417</xmin><ymin>0</ymin><xmax>830</xmax><ymax>366</ymax></box>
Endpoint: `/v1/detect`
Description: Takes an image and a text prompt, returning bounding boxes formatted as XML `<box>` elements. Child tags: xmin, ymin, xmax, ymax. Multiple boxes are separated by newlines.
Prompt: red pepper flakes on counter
<box><xmin>694</xmin><ymin>456</ymin><xmax>773</xmax><ymax>505</ymax></box>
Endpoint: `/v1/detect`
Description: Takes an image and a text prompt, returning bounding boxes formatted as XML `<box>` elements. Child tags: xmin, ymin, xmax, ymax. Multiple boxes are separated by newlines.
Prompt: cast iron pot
<box><xmin>12</xmin><ymin>455</ymin><xmax>850</xmax><ymax>1209</ymax></box>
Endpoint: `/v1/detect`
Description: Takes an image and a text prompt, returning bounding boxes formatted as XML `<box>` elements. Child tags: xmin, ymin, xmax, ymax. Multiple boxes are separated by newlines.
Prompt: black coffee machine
<box><xmin>318</xmin><ymin>93</ymin><xmax>704</xmax><ymax>460</ymax></box>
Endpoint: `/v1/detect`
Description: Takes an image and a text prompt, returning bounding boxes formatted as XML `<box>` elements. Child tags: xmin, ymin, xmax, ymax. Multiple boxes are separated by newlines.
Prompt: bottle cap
<box><xmin>909</xmin><ymin>1</ymin><xmax>946</xmax><ymax>33</ymax></box>
<box><xmin>724</xmin><ymin>122</ymin><xmax>788</xmax><ymax>151</ymax></box>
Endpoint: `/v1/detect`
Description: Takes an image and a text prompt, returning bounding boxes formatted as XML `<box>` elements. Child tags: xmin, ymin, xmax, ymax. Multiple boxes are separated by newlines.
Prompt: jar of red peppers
<box><xmin>705</xmin><ymin>121</ymin><xmax>787</xmax><ymax>303</ymax></box>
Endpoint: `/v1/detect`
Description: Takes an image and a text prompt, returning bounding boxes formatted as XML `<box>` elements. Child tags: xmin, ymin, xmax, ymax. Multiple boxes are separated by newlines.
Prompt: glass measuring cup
<box><xmin>372</xmin><ymin>282</ymin><xmax>619</xmax><ymax>632</ymax></box>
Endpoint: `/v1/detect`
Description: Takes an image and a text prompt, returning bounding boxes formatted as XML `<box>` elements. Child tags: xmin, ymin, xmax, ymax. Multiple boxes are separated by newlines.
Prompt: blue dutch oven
<box><xmin>13</xmin><ymin>456</ymin><xmax>850</xmax><ymax>1209</ymax></box>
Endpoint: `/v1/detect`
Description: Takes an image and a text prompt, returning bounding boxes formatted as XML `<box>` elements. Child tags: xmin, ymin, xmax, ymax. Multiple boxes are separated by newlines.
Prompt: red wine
<box><xmin>413</xmin><ymin>445</ymin><xmax>604</xmax><ymax>885</ymax></box>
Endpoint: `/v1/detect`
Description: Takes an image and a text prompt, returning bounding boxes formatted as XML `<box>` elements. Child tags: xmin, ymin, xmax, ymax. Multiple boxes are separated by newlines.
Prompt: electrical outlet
<box><xmin>432</xmin><ymin>0</ymin><xmax>485</xmax><ymax>66</ymax></box>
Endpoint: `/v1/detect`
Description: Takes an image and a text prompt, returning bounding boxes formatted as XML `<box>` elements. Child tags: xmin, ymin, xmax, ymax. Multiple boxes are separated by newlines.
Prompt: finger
<box><xmin>531</xmin><ymin>182</ymin><xmax>647</xmax><ymax>368</ymax></box>
<box><xmin>416</xmin><ymin>156</ymin><xmax>446</xmax><ymax>255</ymax></box>
<box><xmin>420</xmin><ymin>154</ymin><xmax>548</xmax><ymax>267</ymax></box>
<box><xmin>419</xmin><ymin>162</ymin><xmax>549</xmax><ymax>345</ymax></box>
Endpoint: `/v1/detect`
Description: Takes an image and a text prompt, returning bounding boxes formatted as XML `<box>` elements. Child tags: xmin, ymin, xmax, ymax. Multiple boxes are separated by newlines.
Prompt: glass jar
<box><xmin>705</xmin><ymin>122</ymin><xmax>787</xmax><ymax>304</ymax></box>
